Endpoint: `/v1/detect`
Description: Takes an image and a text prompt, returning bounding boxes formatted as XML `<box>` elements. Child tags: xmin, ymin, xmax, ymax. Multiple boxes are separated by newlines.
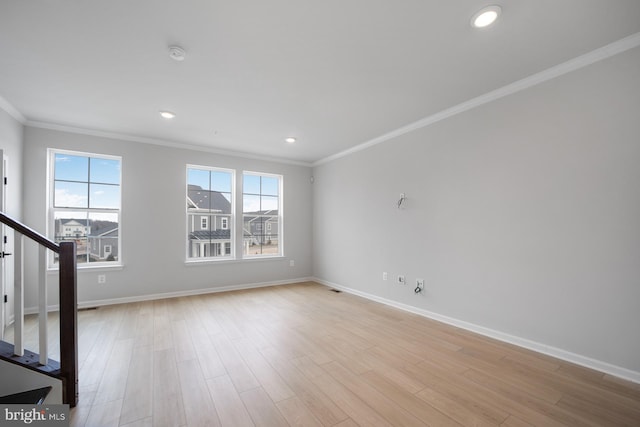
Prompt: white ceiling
<box><xmin>1</xmin><ymin>1</ymin><xmax>640</xmax><ymax>165</ymax></box>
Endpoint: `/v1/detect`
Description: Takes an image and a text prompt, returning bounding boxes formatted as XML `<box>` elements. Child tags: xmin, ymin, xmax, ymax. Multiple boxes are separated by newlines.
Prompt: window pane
<box><xmin>54</xmin><ymin>154</ymin><xmax>88</xmax><ymax>181</ymax></box>
<box><xmin>243</xmin><ymin>195</ymin><xmax>260</xmax><ymax>213</ymax></box>
<box><xmin>89</xmin><ymin>183</ymin><xmax>120</xmax><ymax>209</ymax></box>
<box><xmin>54</xmin><ymin>181</ymin><xmax>88</xmax><ymax>208</ymax></box>
<box><xmin>210</xmin><ymin>191</ymin><xmax>232</xmax><ymax>214</ymax></box>
<box><xmin>212</xmin><ymin>171</ymin><xmax>231</xmax><ymax>193</ymax></box>
<box><xmin>261</xmin><ymin>196</ymin><xmax>278</xmax><ymax>212</ymax></box>
<box><xmin>88</xmin><ymin>213</ymin><xmax>119</xmax><ymax>262</ymax></box>
<box><xmin>261</xmin><ymin>176</ymin><xmax>279</xmax><ymax>196</ymax></box>
<box><xmin>188</xmin><ymin>168</ymin><xmax>211</xmax><ymax>190</ymax></box>
<box><xmin>243</xmin><ymin>214</ymin><xmax>279</xmax><ymax>257</ymax></box>
<box><xmin>90</xmin><ymin>158</ymin><xmax>120</xmax><ymax>184</ymax></box>
<box><xmin>243</xmin><ymin>174</ymin><xmax>260</xmax><ymax>194</ymax></box>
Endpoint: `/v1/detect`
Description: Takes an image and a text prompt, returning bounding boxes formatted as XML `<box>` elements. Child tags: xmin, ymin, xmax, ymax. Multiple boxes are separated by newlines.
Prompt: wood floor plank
<box><xmin>206</xmin><ymin>375</ymin><xmax>255</xmax><ymax>427</ymax></box>
<box><xmin>119</xmin><ymin>344</ymin><xmax>153</xmax><ymax>425</ymax></box>
<box><xmin>177</xmin><ymin>358</ymin><xmax>221</xmax><ymax>427</ymax></box>
<box><xmin>359</xmin><ymin>370</ymin><xmax>463</xmax><ymax>427</ymax></box>
<box><xmin>152</xmin><ymin>348</ymin><xmax>186</xmax><ymax>427</ymax></box>
<box><xmin>240</xmin><ymin>387</ymin><xmax>289</xmax><ymax>427</ymax></box>
<box><xmin>261</xmin><ymin>348</ymin><xmax>349</xmax><ymax>427</ymax></box>
<box><xmin>210</xmin><ymin>332</ymin><xmax>261</xmax><ymax>392</ymax></box>
<box><xmin>92</xmin><ymin>338</ymin><xmax>134</xmax><ymax>405</ymax></box>
<box><xmin>323</xmin><ymin>360</ymin><xmax>429</xmax><ymax>427</ymax></box>
<box><xmin>83</xmin><ymin>398</ymin><xmax>122</xmax><ymax>427</ymax></box>
<box><xmin>305</xmin><ymin>372</ymin><xmax>394</xmax><ymax>427</ymax></box>
<box><xmin>276</xmin><ymin>396</ymin><xmax>323</xmax><ymax>427</ymax></box>
<box><xmin>233</xmin><ymin>337</ymin><xmax>295</xmax><ymax>402</ymax></box>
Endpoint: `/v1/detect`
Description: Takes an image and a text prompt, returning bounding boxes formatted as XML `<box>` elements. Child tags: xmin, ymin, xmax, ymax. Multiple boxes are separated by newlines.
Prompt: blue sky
<box><xmin>54</xmin><ymin>153</ymin><xmax>121</xmax><ymax>210</ymax></box>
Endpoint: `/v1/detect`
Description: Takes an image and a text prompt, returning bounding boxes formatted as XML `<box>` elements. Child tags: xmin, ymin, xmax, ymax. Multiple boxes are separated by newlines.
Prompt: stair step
<box><xmin>0</xmin><ymin>386</ymin><xmax>52</xmax><ymax>404</ymax></box>
<box><xmin>0</xmin><ymin>340</ymin><xmax>61</xmax><ymax>378</ymax></box>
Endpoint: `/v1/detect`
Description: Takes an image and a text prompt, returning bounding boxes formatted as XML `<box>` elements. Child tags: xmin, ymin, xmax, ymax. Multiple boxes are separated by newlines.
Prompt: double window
<box><xmin>186</xmin><ymin>166</ymin><xmax>283</xmax><ymax>260</ymax></box>
<box><xmin>49</xmin><ymin>150</ymin><xmax>121</xmax><ymax>267</ymax></box>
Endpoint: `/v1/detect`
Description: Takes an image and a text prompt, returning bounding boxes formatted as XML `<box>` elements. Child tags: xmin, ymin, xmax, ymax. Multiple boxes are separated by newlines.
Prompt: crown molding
<box><xmin>25</xmin><ymin>120</ymin><xmax>313</xmax><ymax>167</ymax></box>
<box><xmin>0</xmin><ymin>95</ymin><xmax>26</xmax><ymax>124</ymax></box>
<box><xmin>313</xmin><ymin>31</ymin><xmax>640</xmax><ymax>167</ymax></box>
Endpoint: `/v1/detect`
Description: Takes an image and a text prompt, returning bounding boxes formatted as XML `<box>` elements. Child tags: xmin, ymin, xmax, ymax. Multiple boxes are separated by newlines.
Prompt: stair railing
<box><xmin>0</xmin><ymin>212</ymin><xmax>78</xmax><ymax>407</ymax></box>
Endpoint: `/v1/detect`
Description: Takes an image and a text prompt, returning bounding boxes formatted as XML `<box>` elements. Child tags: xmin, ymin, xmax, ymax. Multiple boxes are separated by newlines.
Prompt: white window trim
<box><xmin>47</xmin><ymin>149</ymin><xmax>123</xmax><ymax>270</ymax></box>
<box><xmin>201</xmin><ymin>216</ymin><xmax>208</xmax><ymax>230</ymax></box>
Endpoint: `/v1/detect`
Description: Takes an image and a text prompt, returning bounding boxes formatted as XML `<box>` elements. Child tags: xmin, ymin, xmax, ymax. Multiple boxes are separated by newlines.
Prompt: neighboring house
<box><xmin>187</xmin><ymin>184</ymin><xmax>232</xmax><ymax>258</ymax></box>
<box><xmin>243</xmin><ymin>210</ymin><xmax>278</xmax><ymax>254</ymax></box>
<box><xmin>55</xmin><ymin>218</ymin><xmax>119</xmax><ymax>262</ymax></box>
<box><xmin>88</xmin><ymin>226</ymin><xmax>119</xmax><ymax>261</ymax></box>
<box><xmin>54</xmin><ymin>218</ymin><xmax>90</xmax><ymax>259</ymax></box>
<box><xmin>56</xmin><ymin>219</ymin><xmax>90</xmax><ymax>239</ymax></box>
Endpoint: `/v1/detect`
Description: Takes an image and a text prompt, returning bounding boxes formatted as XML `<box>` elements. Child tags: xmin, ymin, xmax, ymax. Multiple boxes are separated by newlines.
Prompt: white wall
<box><xmin>312</xmin><ymin>46</ymin><xmax>640</xmax><ymax>377</ymax></box>
<box><xmin>22</xmin><ymin>128</ymin><xmax>312</xmax><ymax>307</ymax></box>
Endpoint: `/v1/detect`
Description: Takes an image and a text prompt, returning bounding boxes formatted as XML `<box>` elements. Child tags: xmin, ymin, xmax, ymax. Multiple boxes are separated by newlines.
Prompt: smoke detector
<box><xmin>169</xmin><ymin>46</ymin><xmax>186</xmax><ymax>61</ymax></box>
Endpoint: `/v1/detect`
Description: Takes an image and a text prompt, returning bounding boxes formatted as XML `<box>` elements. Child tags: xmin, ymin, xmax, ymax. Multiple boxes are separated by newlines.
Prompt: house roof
<box><xmin>188</xmin><ymin>185</ymin><xmax>231</xmax><ymax>213</ymax></box>
<box><xmin>89</xmin><ymin>227</ymin><xmax>118</xmax><ymax>238</ymax></box>
<box><xmin>59</xmin><ymin>219</ymin><xmax>88</xmax><ymax>227</ymax></box>
<box><xmin>189</xmin><ymin>230</ymin><xmax>231</xmax><ymax>241</ymax></box>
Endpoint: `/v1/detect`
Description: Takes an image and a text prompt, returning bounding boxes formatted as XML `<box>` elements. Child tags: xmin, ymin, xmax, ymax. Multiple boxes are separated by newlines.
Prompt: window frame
<box><xmin>186</xmin><ymin>164</ymin><xmax>236</xmax><ymax>263</ymax></box>
<box><xmin>48</xmin><ymin>149</ymin><xmax>122</xmax><ymax>269</ymax></box>
<box><xmin>242</xmin><ymin>171</ymin><xmax>283</xmax><ymax>259</ymax></box>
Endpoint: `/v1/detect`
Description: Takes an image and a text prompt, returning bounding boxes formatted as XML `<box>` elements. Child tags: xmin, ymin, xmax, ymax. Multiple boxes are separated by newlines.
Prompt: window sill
<box><xmin>48</xmin><ymin>264</ymin><xmax>124</xmax><ymax>274</ymax></box>
<box><xmin>184</xmin><ymin>255</ymin><xmax>286</xmax><ymax>266</ymax></box>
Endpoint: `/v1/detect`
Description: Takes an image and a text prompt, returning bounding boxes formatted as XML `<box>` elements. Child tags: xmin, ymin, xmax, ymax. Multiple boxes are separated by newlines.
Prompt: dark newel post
<box><xmin>59</xmin><ymin>241</ymin><xmax>78</xmax><ymax>408</ymax></box>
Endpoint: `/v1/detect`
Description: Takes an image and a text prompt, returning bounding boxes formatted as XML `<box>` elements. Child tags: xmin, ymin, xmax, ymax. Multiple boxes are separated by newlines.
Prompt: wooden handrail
<box><xmin>0</xmin><ymin>211</ymin><xmax>77</xmax><ymax>407</ymax></box>
<box><xmin>0</xmin><ymin>212</ymin><xmax>59</xmax><ymax>252</ymax></box>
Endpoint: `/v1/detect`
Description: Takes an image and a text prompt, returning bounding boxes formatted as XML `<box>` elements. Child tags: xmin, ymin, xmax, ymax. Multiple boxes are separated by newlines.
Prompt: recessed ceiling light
<box><xmin>285</xmin><ymin>137</ymin><xmax>296</xmax><ymax>144</ymax></box>
<box><xmin>159</xmin><ymin>110</ymin><xmax>176</xmax><ymax>119</ymax></box>
<box><xmin>471</xmin><ymin>5</ymin><xmax>502</xmax><ymax>28</ymax></box>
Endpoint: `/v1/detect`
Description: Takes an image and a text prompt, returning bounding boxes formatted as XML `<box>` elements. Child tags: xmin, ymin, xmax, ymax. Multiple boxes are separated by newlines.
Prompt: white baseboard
<box><xmin>313</xmin><ymin>277</ymin><xmax>640</xmax><ymax>385</ymax></box>
<box><xmin>24</xmin><ymin>276</ymin><xmax>314</xmax><ymax>314</ymax></box>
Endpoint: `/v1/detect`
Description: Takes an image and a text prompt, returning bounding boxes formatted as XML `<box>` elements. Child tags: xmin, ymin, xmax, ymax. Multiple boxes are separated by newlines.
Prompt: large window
<box><xmin>187</xmin><ymin>166</ymin><xmax>234</xmax><ymax>260</ymax></box>
<box><xmin>49</xmin><ymin>150</ymin><xmax>121</xmax><ymax>266</ymax></box>
<box><xmin>243</xmin><ymin>172</ymin><xmax>282</xmax><ymax>257</ymax></box>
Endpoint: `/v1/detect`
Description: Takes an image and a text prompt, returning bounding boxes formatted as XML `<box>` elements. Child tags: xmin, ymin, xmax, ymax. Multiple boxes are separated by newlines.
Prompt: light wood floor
<box><xmin>5</xmin><ymin>282</ymin><xmax>640</xmax><ymax>426</ymax></box>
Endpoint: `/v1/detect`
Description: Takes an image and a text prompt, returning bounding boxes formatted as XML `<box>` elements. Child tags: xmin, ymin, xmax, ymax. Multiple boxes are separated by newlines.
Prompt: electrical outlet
<box><xmin>98</xmin><ymin>274</ymin><xmax>106</xmax><ymax>284</ymax></box>
<box><xmin>382</xmin><ymin>272</ymin><xmax>388</xmax><ymax>281</ymax></box>
<box><xmin>289</xmin><ymin>259</ymin><xmax>295</xmax><ymax>267</ymax></box>
<box><xmin>414</xmin><ymin>278</ymin><xmax>424</xmax><ymax>294</ymax></box>
<box><xmin>397</xmin><ymin>275</ymin><xmax>405</xmax><ymax>284</ymax></box>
